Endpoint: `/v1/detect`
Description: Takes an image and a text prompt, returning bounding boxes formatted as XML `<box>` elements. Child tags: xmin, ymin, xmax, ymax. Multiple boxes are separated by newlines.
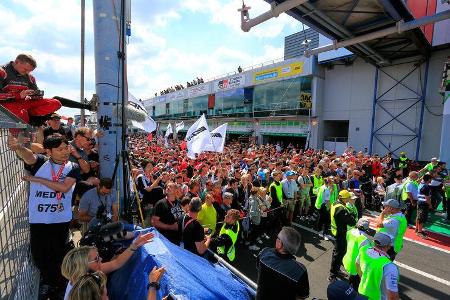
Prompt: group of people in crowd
<box><xmin>3</xmin><ymin>54</ymin><xmax>450</xmax><ymax>300</ymax></box>
<box><xmin>6</xmin><ymin>120</ymin><xmax>449</xmax><ymax>299</ymax></box>
<box><xmin>156</xmin><ymin>77</ymin><xmax>205</xmax><ymax>96</ymax></box>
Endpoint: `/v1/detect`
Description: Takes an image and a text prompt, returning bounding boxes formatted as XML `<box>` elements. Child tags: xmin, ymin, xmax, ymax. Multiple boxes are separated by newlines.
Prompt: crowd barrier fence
<box><xmin>0</xmin><ymin>108</ymin><xmax>39</xmax><ymax>300</ymax></box>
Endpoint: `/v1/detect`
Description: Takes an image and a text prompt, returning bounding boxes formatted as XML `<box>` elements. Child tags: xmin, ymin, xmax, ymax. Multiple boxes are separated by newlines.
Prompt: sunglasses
<box><xmin>88</xmin><ymin>253</ymin><xmax>101</xmax><ymax>264</ymax></box>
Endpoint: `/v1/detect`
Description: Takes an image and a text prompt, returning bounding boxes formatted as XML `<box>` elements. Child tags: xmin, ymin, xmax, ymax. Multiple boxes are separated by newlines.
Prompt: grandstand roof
<box><xmin>267</xmin><ymin>0</ymin><xmax>432</xmax><ymax>66</ymax></box>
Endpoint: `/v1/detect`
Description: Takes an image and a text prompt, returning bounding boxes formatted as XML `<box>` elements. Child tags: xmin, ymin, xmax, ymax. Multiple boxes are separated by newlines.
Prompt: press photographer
<box><xmin>78</xmin><ymin>178</ymin><xmax>117</xmax><ymax>232</ymax></box>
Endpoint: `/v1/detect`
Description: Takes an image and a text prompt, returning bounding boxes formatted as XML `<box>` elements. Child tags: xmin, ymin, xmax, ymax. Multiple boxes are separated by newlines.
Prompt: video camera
<box><xmin>79</xmin><ymin>222</ymin><xmax>129</xmax><ymax>262</ymax></box>
<box><xmin>29</xmin><ymin>90</ymin><xmax>44</xmax><ymax>99</ymax></box>
<box><xmin>96</xmin><ymin>203</ymin><xmax>112</xmax><ymax>224</ymax></box>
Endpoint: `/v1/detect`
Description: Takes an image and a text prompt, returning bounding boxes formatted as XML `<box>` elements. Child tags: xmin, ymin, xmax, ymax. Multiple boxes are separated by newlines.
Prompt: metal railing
<box><xmin>205</xmin><ymin>57</ymin><xmax>285</xmax><ymax>82</ymax></box>
<box><xmin>0</xmin><ymin>108</ymin><xmax>39</xmax><ymax>300</ymax></box>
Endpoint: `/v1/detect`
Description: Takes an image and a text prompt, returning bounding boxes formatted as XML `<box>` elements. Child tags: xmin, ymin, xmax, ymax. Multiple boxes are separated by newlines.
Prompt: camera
<box><xmin>29</xmin><ymin>90</ymin><xmax>44</xmax><ymax>99</ymax></box>
<box><xmin>79</xmin><ymin>222</ymin><xmax>129</xmax><ymax>262</ymax></box>
<box><xmin>96</xmin><ymin>204</ymin><xmax>112</xmax><ymax>224</ymax></box>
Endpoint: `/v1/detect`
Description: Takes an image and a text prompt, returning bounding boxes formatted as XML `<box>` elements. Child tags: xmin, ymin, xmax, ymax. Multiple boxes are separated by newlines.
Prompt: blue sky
<box><xmin>1</xmin><ymin>0</ymin><xmax>301</xmax><ymax>117</ymax></box>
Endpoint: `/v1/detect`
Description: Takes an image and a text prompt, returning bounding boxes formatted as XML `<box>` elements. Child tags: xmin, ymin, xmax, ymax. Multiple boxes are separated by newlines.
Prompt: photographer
<box><xmin>0</xmin><ymin>54</ymin><xmax>61</xmax><ymax>125</ymax></box>
<box><xmin>78</xmin><ymin>178</ymin><xmax>118</xmax><ymax>232</ymax></box>
<box><xmin>61</xmin><ymin>232</ymin><xmax>154</xmax><ymax>299</ymax></box>
<box><xmin>1</xmin><ymin>54</ymin><xmax>96</xmax><ymax>126</ymax></box>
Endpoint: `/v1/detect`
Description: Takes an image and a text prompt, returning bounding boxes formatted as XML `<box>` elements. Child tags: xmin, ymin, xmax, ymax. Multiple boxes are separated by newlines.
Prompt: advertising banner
<box><xmin>188</xmin><ymin>84</ymin><xmax>209</xmax><ymax>98</ymax></box>
<box><xmin>214</xmin><ymin>74</ymin><xmax>245</xmax><ymax>92</ymax></box>
<box><xmin>167</xmin><ymin>89</ymin><xmax>188</xmax><ymax>101</ymax></box>
<box><xmin>253</xmin><ymin>62</ymin><xmax>304</xmax><ymax>83</ymax></box>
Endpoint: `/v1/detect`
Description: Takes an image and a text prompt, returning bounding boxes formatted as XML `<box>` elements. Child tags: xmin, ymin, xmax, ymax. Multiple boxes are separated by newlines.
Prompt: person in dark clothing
<box><xmin>216</xmin><ymin>192</ymin><xmax>233</xmax><ymax>224</ymax></box>
<box><xmin>328</xmin><ymin>190</ymin><xmax>358</xmax><ymax>282</ymax></box>
<box><xmin>256</xmin><ymin>227</ymin><xmax>309</xmax><ymax>300</ymax></box>
<box><xmin>178</xmin><ymin>198</ymin><xmax>211</xmax><ymax>256</ymax></box>
<box><xmin>136</xmin><ymin>160</ymin><xmax>165</xmax><ymax>205</ymax></box>
<box><xmin>186</xmin><ymin>178</ymin><xmax>201</xmax><ymax>199</ymax></box>
<box><xmin>224</xmin><ymin>178</ymin><xmax>241</xmax><ymax>210</ymax></box>
<box><xmin>151</xmin><ymin>182</ymin><xmax>184</xmax><ymax>245</ymax></box>
<box><xmin>43</xmin><ymin>113</ymin><xmax>73</xmax><ymax>140</ymax></box>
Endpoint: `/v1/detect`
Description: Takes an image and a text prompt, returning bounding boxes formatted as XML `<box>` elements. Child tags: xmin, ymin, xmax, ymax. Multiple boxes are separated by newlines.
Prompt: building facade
<box><xmin>143</xmin><ymin>49</ymin><xmax>449</xmax><ymax>160</ymax></box>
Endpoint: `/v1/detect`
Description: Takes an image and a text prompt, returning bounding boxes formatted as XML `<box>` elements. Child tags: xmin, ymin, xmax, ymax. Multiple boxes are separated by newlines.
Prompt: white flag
<box><xmin>205</xmin><ymin>123</ymin><xmax>227</xmax><ymax>152</ymax></box>
<box><xmin>185</xmin><ymin>114</ymin><xmax>213</xmax><ymax>159</ymax></box>
<box><xmin>165</xmin><ymin>123</ymin><xmax>173</xmax><ymax>138</ymax></box>
<box><xmin>211</xmin><ymin>123</ymin><xmax>227</xmax><ymax>152</ymax></box>
<box><xmin>128</xmin><ymin>93</ymin><xmax>157</xmax><ymax>132</ymax></box>
<box><xmin>175</xmin><ymin>121</ymin><xmax>185</xmax><ymax>133</ymax></box>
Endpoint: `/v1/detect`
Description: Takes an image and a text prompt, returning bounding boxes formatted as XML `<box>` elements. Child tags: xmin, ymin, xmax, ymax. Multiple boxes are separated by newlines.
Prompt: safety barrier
<box><xmin>0</xmin><ymin>108</ymin><xmax>39</xmax><ymax>299</ymax></box>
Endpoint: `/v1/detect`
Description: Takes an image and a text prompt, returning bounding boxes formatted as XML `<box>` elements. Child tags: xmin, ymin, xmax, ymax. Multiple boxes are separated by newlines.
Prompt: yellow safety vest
<box><xmin>330</xmin><ymin>202</ymin><xmax>345</xmax><ymax>236</ymax></box>
<box><xmin>217</xmin><ymin>222</ymin><xmax>240</xmax><ymax>261</ymax></box>
<box><xmin>312</xmin><ymin>175</ymin><xmax>323</xmax><ymax>195</ymax></box>
<box><xmin>269</xmin><ymin>181</ymin><xmax>283</xmax><ymax>204</ymax></box>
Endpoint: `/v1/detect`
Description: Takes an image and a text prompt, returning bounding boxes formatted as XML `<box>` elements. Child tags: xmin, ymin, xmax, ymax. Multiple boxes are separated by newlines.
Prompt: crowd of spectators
<box><xmin>6</xmin><ymin>121</ymin><xmax>450</xmax><ymax>299</ymax></box>
<box><xmin>156</xmin><ymin>77</ymin><xmax>205</xmax><ymax>97</ymax></box>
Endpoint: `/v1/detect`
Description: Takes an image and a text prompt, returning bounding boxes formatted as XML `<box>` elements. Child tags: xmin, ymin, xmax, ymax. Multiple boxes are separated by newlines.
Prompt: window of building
<box><xmin>189</xmin><ymin>95</ymin><xmax>208</xmax><ymax>117</ymax></box>
<box><xmin>214</xmin><ymin>88</ymin><xmax>251</xmax><ymax>117</ymax></box>
<box><xmin>253</xmin><ymin>76</ymin><xmax>312</xmax><ymax>116</ymax></box>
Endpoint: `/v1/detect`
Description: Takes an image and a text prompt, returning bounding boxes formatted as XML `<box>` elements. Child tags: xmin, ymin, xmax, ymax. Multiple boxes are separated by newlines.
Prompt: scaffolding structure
<box><xmin>369</xmin><ymin>59</ymin><xmax>429</xmax><ymax>160</ymax></box>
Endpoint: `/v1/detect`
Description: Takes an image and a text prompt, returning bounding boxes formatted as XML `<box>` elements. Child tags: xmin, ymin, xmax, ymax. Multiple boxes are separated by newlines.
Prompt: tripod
<box><xmin>111</xmin><ymin>149</ymin><xmax>145</xmax><ymax>227</ymax></box>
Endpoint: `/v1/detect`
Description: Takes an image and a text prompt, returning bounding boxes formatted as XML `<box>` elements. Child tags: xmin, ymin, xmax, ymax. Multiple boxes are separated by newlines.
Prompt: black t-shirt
<box><xmin>153</xmin><ymin>198</ymin><xmax>183</xmax><ymax>244</ymax></box>
<box><xmin>178</xmin><ymin>215</ymin><xmax>205</xmax><ymax>256</ymax></box>
<box><xmin>136</xmin><ymin>175</ymin><xmax>165</xmax><ymax>205</ymax></box>
<box><xmin>256</xmin><ymin>248</ymin><xmax>309</xmax><ymax>300</ymax></box>
<box><xmin>43</xmin><ymin>125</ymin><xmax>73</xmax><ymax>140</ymax></box>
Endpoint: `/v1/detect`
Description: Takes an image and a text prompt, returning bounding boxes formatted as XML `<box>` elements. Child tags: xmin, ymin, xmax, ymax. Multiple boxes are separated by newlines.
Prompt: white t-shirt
<box><xmin>381</xmin><ymin>263</ymin><xmax>399</xmax><ymax>300</ymax></box>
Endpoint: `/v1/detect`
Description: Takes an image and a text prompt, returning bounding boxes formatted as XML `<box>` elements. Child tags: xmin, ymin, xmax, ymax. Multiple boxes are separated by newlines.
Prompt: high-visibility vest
<box><xmin>377</xmin><ymin>214</ymin><xmax>407</xmax><ymax>253</ymax></box>
<box><xmin>398</xmin><ymin>156</ymin><xmax>408</xmax><ymax>169</ymax></box>
<box><xmin>269</xmin><ymin>181</ymin><xmax>283</xmax><ymax>204</ymax></box>
<box><xmin>343</xmin><ymin>228</ymin><xmax>369</xmax><ymax>275</ymax></box>
<box><xmin>329</xmin><ymin>183</ymin><xmax>338</xmax><ymax>205</ymax></box>
<box><xmin>315</xmin><ymin>185</ymin><xmax>328</xmax><ymax>210</ymax></box>
<box><xmin>358</xmin><ymin>246</ymin><xmax>398</xmax><ymax>300</ymax></box>
<box><xmin>345</xmin><ymin>203</ymin><xmax>358</xmax><ymax>230</ymax></box>
<box><xmin>330</xmin><ymin>202</ymin><xmax>345</xmax><ymax>236</ymax></box>
<box><xmin>401</xmin><ymin>179</ymin><xmax>418</xmax><ymax>201</ymax></box>
<box><xmin>217</xmin><ymin>221</ymin><xmax>240</xmax><ymax>261</ymax></box>
<box><xmin>312</xmin><ymin>175</ymin><xmax>323</xmax><ymax>195</ymax></box>
<box><xmin>425</xmin><ymin>162</ymin><xmax>435</xmax><ymax>171</ymax></box>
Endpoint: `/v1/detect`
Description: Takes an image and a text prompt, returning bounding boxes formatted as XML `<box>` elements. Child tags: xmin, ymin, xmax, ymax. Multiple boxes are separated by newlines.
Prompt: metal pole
<box><xmin>369</xmin><ymin>67</ymin><xmax>379</xmax><ymax>155</ymax></box>
<box><xmin>241</xmin><ymin>0</ymin><xmax>308</xmax><ymax>32</ymax></box>
<box><xmin>93</xmin><ymin>0</ymin><xmax>125</xmax><ymax>208</ymax></box>
<box><xmin>415</xmin><ymin>60</ymin><xmax>429</xmax><ymax>161</ymax></box>
<box><xmin>80</xmin><ymin>0</ymin><xmax>85</xmax><ymax>126</ymax></box>
<box><xmin>305</xmin><ymin>9</ymin><xmax>450</xmax><ymax>58</ymax></box>
<box><xmin>207</xmin><ymin>250</ymin><xmax>257</xmax><ymax>293</ymax></box>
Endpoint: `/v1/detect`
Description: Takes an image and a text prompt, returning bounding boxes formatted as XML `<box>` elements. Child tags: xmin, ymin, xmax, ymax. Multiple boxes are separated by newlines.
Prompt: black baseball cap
<box><xmin>327</xmin><ymin>280</ymin><xmax>367</xmax><ymax>300</ymax></box>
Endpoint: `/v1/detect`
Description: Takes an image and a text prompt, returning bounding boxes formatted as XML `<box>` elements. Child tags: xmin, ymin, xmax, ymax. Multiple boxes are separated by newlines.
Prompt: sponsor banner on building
<box><xmin>188</xmin><ymin>84</ymin><xmax>210</xmax><ymax>98</ymax></box>
<box><xmin>214</xmin><ymin>74</ymin><xmax>245</xmax><ymax>92</ymax></box>
<box><xmin>253</xmin><ymin>62</ymin><xmax>304</xmax><ymax>83</ymax></box>
<box><xmin>166</xmin><ymin>89</ymin><xmax>188</xmax><ymax>101</ymax></box>
<box><xmin>299</xmin><ymin>92</ymin><xmax>312</xmax><ymax>109</ymax></box>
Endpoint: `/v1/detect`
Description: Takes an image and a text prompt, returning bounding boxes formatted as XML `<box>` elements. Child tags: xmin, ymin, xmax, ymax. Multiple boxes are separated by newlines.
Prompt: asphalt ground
<box><xmin>231</xmin><ymin>219</ymin><xmax>450</xmax><ymax>300</ymax></box>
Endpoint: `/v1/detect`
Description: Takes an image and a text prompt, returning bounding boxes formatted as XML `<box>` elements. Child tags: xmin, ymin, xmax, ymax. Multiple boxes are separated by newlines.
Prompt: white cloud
<box><xmin>3</xmin><ymin>0</ymin><xmax>298</xmax><ymax>117</ymax></box>
<box><xmin>181</xmin><ymin>0</ymin><xmax>298</xmax><ymax>38</ymax></box>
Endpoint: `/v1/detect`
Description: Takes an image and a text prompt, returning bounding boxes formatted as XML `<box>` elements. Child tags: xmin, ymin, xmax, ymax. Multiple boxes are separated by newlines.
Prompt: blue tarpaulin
<box><xmin>107</xmin><ymin>228</ymin><xmax>254</xmax><ymax>300</ymax></box>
